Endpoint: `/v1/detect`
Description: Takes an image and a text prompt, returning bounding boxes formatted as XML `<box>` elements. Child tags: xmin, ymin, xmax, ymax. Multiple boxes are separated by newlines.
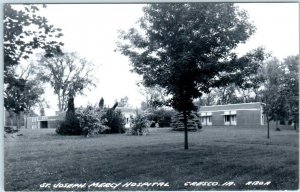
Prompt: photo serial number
<box><xmin>184</xmin><ymin>181</ymin><xmax>236</xmax><ymax>187</ymax></box>
<box><xmin>245</xmin><ymin>181</ymin><xmax>271</xmax><ymax>186</ymax></box>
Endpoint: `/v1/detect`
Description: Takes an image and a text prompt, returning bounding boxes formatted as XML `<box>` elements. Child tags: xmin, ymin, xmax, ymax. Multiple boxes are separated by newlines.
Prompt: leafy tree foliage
<box><xmin>118</xmin><ymin>3</ymin><xmax>265</xmax><ymax>149</ymax></box>
<box><xmin>145</xmin><ymin>108</ymin><xmax>176</xmax><ymax>127</ymax></box>
<box><xmin>102</xmin><ymin>110</ymin><xmax>126</xmax><ymax>133</ymax></box>
<box><xmin>35</xmin><ymin>52</ymin><xmax>96</xmax><ymax>111</ymax></box>
<box><xmin>4</xmin><ymin>63</ymin><xmax>44</xmax><ymax>128</ymax></box>
<box><xmin>260</xmin><ymin>58</ymin><xmax>289</xmax><ymax>135</ymax></box>
<box><xmin>40</xmin><ymin>107</ymin><xmax>45</xmax><ymax>116</ymax></box>
<box><xmin>215</xmin><ymin>85</ymin><xmax>240</xmax><ymax>105</ymax></box>
<box><xmin>4</xmin><ymin>78</ymin><xmax>44</xmax><ymax>128</ymax></box>
<box><xmin>118</xmin><ymin>96</ymin><xmax>129</xmax><ymax>107</ymax></box>
<box><xmin>281</xmin><ymin>55</ymin><xmax>299</xmax><ymax>129</ymax></box>
<box><xmin>76</xmin><ymin>105</ymin><xmax>110</xmax><ymax>136</ymax></box>
<box><xmin>4</xmin><ymin>4</ymin><xmax>63</xmax><ymax>83</ymax></box>
<box><xmin>196</xmin><ymin>92</ymin><xmax>217</xmax><ymax>106</ymax></box>
<box><xmin>139</xmin><ymin>85</ymin><xmax>166</xmax><ymax>111</ymax></box>
<box><xmin>128</xmin><ymin>111</ymin><xmax>149</xmax><ymax>135</ymax></box>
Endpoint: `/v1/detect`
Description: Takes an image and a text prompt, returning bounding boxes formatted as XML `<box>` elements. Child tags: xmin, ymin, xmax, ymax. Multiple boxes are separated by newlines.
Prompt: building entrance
<box><xmin>40</xmin><ymin>121</ymin><xmax>48</xmax><ymax>128</ymax></box>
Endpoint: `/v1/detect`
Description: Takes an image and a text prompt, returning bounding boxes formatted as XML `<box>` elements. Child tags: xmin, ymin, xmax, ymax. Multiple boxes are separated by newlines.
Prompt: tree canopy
<box><xmin>118</xmin><ymin>3</ymin><xmax>264</xmax><ymax>112</ymax></box>
<box><xmin>118</xmin><ymin>96</ymin><xmax>129</xmax><ymax>107</ymax></box>
<box><xmin>35</xmin><ymin>52</ymin><xmax>96</xmax><ymax>111</ymax></box>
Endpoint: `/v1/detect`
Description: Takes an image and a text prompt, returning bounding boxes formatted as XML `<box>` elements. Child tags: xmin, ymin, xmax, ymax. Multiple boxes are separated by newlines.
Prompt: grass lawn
<box><xmin>4</xmin><ymin>126</ymin><xmax>299</xmax><ymax>191</ymax></box>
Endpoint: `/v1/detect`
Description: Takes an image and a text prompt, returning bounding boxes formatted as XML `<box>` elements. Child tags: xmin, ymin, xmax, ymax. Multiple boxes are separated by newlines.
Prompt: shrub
<box><xmin>158</xmin><ymin>116</ymin><xmax>172</xmax><ymax>127</ymax></box>
<box><xmin>56</xmin><ymin>111</ymin><xmax>82</xmax><ymax>135</ymax></box>
<box><xmin>76</xmin><ymin>106</ymin><xmax>110</xmax><ymax>136</ymax></box>
<box><xmin>56</xmin><ymin>97</ymin><xmax>82</xmax><ymax>135</ymax></box>
<box><xmin>127</xmin><ymin>111</ymin><xmax>149</xmax><ymax>135</ymax></box>
<box><xmin>4</xmin><ymin>126</ymin><xmax>19</xmax><ymax>134</ymax></box>
<box><xmin>146</xmin><ymin>109</ymin><xmax>176</xmax><ymax>128</ymax></box>
<box><xmin>150</xmin><ymin>121</ymin><xmax>156</xmax><ymax>127</ymax></box>
<box><xmin>102</xmin><ymin>109</ymin><xmax>126</xmax><ymax>133</ymax></box>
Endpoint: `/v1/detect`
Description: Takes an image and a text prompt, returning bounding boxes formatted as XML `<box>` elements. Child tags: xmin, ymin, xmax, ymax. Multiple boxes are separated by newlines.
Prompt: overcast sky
<box><xmin>21</xmin><ymin>3</ymin><xmax>299</xmax><ymax>115</ymax></box>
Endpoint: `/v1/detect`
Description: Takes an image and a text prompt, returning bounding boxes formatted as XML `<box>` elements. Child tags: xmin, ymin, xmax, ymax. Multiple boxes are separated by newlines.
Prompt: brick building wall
<box><xmin>237</xmin><ymin>110</ymin><xmax>262</xmax><ymax>127</ymax></box>
<box><xmin>211</xmin><ymin>111</ymin><xmax>224</xmax><ymax>126</ymax></box>
<box><xmin>199</xmin><ymin>102</ymin><xmax>264</xmax><ymax>127</ymax></box>
<box><xmin>26</xmin><ymin>115</ymin><xmax>62</xmax><ymax>129</ymax></box>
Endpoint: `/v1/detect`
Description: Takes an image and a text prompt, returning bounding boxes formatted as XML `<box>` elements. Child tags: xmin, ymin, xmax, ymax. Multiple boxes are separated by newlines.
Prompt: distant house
<box><xmin>199</xmin><ymin>102</ymin><xmax>265</xmax><ymax>126</ymax></box>
<box><xmin>26</xmin><ymin>111</ymin><xmax>65</xmax><ymax>129</ymax></box>
<box><xmin>116</xmin><ymin>107</ymin><xmax>137</xmax><ymax>128</ymax></box>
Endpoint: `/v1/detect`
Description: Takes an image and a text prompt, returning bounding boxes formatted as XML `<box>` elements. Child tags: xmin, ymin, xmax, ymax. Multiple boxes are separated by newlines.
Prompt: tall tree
<box><xmin>281</xmin><ymin>55</ymin><xmax>299</xmax><ymax>130</ymax></box>
<box><xmin>4</xmin><ymin>63</ymin><xmax>44</xmax><ymax>129</ymax></box>
<box><xmin>4</xmin><ymin>77</ymin><xmax>44</xmax><ymax>129</ymax></box>
<box><xmin>4</xmin><ymin>4</ymin><xmax>63</xmax><ymax>128</ymax></box>
<box><xmin>261</xmin><ymin>58</ymin><xmax>288</xmax><ymax>136</ymax></box>
<box><xmin>35</xmin><ymin>52</ymin><xmax>96</xmax><ymax>111</ymax></box>
<box><xmin>56</xmin><ymin>94</ymin><xmax>81</xmax><ymax>135</ymax></box>
<box><xmin>118</xmin><ymin>3</ymin><xmax>265</xmax><ymax>149</ymax></box>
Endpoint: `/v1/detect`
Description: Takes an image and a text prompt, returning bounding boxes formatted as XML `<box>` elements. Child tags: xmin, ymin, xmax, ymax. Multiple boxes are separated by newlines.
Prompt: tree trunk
<box><xmin>58</xmin><ymin>93</ymin><xmax>62</xmax><ymax>111</ymax></box>
<box><xmin>16</xmin><ymin>113</ymin><xmax>21</xmax><ymax>129</ymax></box>
<box><xmin>183</xmin><ymin>110</ymin><xmax>189</xmax><ymax>150</ymax></box>
<box><xmin>267</xmin><ymin>119</ymin><xmax>270</xmax><ymax>139</ymax></box>
<box><xmin>276</xmin><ymin>118</ymin><xmax>278</xmax><ymax>130</ymax></box>
<box><xmin>24</xmin><ymin>113</ymin><xmax>27</xmax><ymax>129</ymax></box>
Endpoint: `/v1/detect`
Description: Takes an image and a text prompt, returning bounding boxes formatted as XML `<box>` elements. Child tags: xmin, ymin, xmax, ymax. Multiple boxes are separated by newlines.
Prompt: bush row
<box><xmin>56</xmin><ymin>104</ymin><xmax>126</xmax><ymax>136</ymax></box>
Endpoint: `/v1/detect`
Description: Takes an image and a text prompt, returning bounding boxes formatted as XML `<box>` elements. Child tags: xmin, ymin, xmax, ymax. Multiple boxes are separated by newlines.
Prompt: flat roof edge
<box><xmin>199</xmin><ymin>102</ymin><xmax>264</xmax><ymax>108</ymax></box>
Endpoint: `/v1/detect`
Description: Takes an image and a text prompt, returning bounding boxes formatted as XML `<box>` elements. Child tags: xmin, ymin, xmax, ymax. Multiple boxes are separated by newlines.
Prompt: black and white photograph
<box><xmin>3</xmin><ymin>2</ymin><xmax>299</xmax><ymax>191</ymax></box>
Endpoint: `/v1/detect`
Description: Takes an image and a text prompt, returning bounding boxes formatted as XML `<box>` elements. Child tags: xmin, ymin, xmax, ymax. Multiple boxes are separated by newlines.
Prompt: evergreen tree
<box><xmin>99</xmin><ymin>97</ymin><xmax>104</xmax><ymax>110</ymax></box>
<box><xmin>56</xmin><ymin>95</ymin><xmax>81</xmax><ymax>135</ymax></box>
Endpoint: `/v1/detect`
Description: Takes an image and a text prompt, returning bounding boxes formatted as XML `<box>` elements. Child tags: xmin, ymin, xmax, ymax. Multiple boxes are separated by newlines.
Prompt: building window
<box><xmin>225</xmin><ymin>115</ymin><xmax>231</xmax><ymax>122</ymax></box>
<box><xmin>202</xmin><ymin>117</ymin><xmax>206</xmax><ymax>123</ymax></box>
<box><xmin>231</xmin><ymin>115</ymin><xmax>236</xmax><ymax>122</ymax></box>
<box><xmin>40</xmin><ymin>121</ymin><xmax>48</xmax><ymax>129</ymax></box>
<box><xmin>224</xmin><ymin>115</ymin><xmax>237</xmax><ymax>125</ymax></box>
<box><xmin>207</xmin><ymin>116</ymin><xmax>212</xmax><ymax>123</ymax></box>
